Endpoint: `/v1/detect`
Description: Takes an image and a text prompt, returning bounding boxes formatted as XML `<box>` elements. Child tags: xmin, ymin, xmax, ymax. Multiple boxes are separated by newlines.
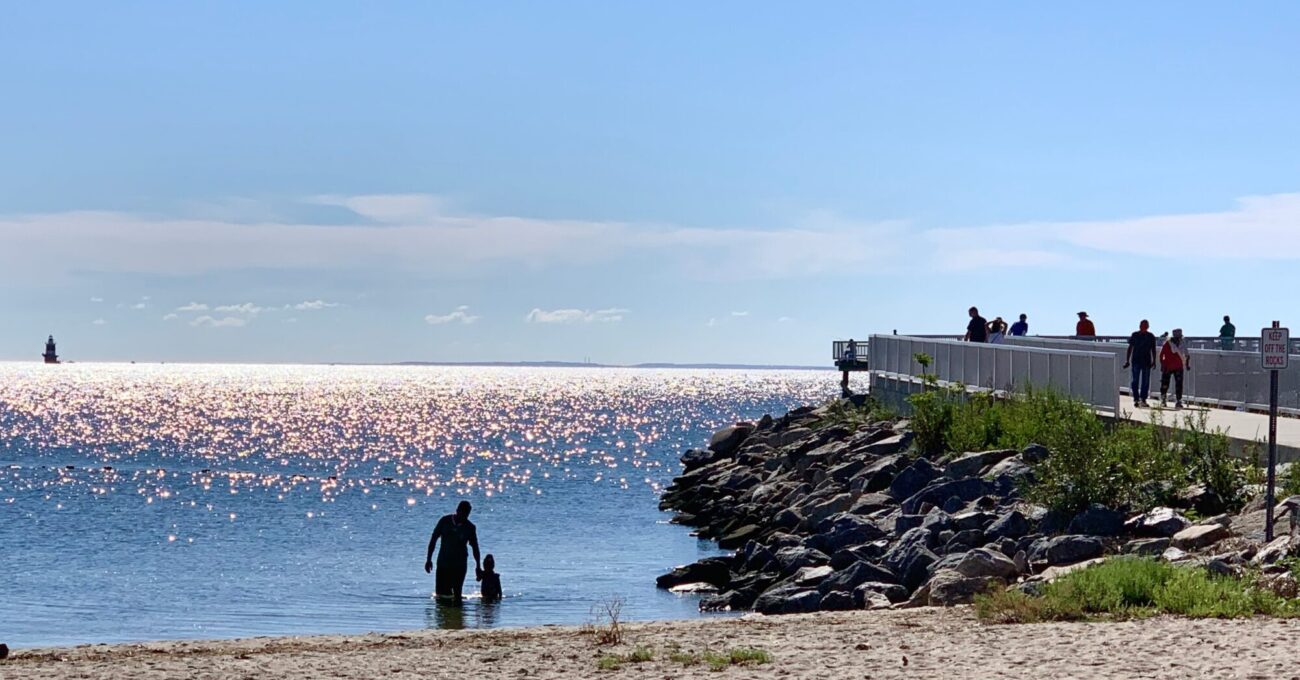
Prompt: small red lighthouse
<box><xmin>42</xmin><ymin>335</ymin><xmax>59</xmax><ymax>364</ymax></box>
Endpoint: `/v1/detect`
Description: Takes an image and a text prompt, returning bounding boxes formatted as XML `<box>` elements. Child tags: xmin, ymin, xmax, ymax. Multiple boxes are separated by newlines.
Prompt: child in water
<box><xmin>478</xmin><ymin>554</ymin><xmax>502</xmax><ymax>603</ymax></box>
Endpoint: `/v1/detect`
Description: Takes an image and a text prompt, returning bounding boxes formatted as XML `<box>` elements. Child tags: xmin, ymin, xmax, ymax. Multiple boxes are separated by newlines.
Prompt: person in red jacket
<box><xmin>1159</xmin><ymin>328</ymin><xmax>1190</xmax><ymax>409</ymax></box>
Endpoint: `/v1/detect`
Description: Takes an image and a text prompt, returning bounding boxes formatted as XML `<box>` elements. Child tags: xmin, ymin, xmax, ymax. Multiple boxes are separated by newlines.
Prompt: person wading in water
<box><xmin>424</xmin><ymin>500</ymin><xmax>482</xmax><ymax>606</ymax></box>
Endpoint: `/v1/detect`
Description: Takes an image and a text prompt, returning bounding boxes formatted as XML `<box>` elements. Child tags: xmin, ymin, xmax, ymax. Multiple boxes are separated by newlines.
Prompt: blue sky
<box><xmin>3</xmin><ymin>2</ymin><xmax>1300</xmax><ymax>364</ymax></box>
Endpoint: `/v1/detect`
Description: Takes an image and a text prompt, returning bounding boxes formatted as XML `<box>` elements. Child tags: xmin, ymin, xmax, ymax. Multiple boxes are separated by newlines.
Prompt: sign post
<box><xmin>1261</xmin><ymin>321</ymin><xmax>1289</xmax><ymax>541</ymax></box>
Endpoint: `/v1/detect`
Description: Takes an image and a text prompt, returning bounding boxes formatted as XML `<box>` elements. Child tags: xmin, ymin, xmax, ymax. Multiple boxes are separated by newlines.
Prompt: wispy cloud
<box><xmin>526</xmin><ymin>308</ymin><xmax>628</xmax><ymax>324</ymax></box>
<box><xmin>731</xmin><ymin>311</ymin><xmax>750</xmax><ymax>317</ymax></box>
<box><xmin>162</xmin><ymin>313</ymin><xmax>179</xmax><ymax>321</ymax></box>
<box><xmin>91</xmin><ymin>318</ymin><xmax>107</xmax><ymax>326</ymax></box>
<box><xmin>176</xmin><ymin>302</ymin><xmax>209</xmax><ymax>312</ymax></box>
<box><xmin>425</xmin><ymin>306</ymin><xmax>480</xmax><ymax>325</ymax></box>
<box><xmin>89</xmin><ymin>297</ymin><xmax>103</xmax><ymax>303</ymax></box>
<box><xmin>291</xmin><ymin>300</ymin><xmax>339</xmax><ymax>311</ymax></box>
<box><xmin>190</xmin><ymin>316</ymin><xmax>247</xmax><ymax>328</ymax></box>
<box><xmin>214</xmin><ymin>303</ymin><xmax>266</xmax><ymax>314</ymax></box>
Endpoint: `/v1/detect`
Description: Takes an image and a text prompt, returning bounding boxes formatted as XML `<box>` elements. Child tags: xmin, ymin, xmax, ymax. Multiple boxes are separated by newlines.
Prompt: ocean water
<box><xmin>0</xmin><ymin>363</ymin><xmax>843</xmax><ymax>647</ymax></box>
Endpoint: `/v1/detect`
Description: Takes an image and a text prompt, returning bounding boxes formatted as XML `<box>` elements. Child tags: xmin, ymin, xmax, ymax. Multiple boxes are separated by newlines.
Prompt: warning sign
<box><xmin>1261</xmin><ymin>326</ymin><xmax>1290</xmax><ymax>370</ymax></box>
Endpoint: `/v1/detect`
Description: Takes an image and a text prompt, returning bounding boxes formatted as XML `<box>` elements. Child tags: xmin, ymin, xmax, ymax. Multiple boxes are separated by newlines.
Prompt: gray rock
<box><xmin>1028</xmin><ymin>535</ymin><xmax>1105</xmax><ymax>566</ymax></box>
<box><xmin>888</xmin><ymin>458</ymin><xmax>940</xmax><ymax>500</ymax></box>
<box><xmin>1178</xmin><ymin>484</ymin><xmax>1226</xmax><ymax>516</ymax></box>
<box><xmin>772</xmin><ymin>508</ymin><xmax>803</xmax><ymax>530</ymax></box>
<box><xmin>1252</xmin><ymin>536</ymin><xmax>1299</xmax><ymax>565</ymax></box>
<box><xmin>941</xmin><ymin>496</ymin><xmax>966</xmax><ymax>514</ymax></box>
<box><xmin>773</xmin><ymin>546</ymin><xmax>830</xmax><ymax>575</ymax></box>
<box><xmin>827</xmin><ymin>460</ymin><xmax>866</xmax><ymax>484</ymax></box>
<box><xmin>816</xmin><ymin>514</ymin><xmax>887</xmax><ymax>552</ymax></box>
<box><xmin>952</xmin><ymin>510</ymin><xmax>997</xmax><ymax>532</ymax></box>
<box><xmin>894</xmin><ymin>514</ymin><xmax>925</xmax><ymax>535</ymax></box>
<box><xmin>955</xmin><ymin>548</ymin><xmax>1020</xmax><ymax>580</ymax></box>
<box><xmin>753</xmin><ymin>585</ymin><xmax>823</xmax><ymax>614</ymax></box>
<box><xmin>1022</xmin><ymin>443</ymin><xmax>1050</xmax><ymax>464</ymax></box>
<box><xmin>945</xmin><ymin>449</ymin><xmax>1018</xmax><ymax>479</ymax></box>
<box><xmin>680</xmin><ymin>448</ymin><xmax>719</xmax><ymax>471</ymax></box>
<box><xmin>1012</xmin><ymin>550</ymin><xmax>1029</xmax><ymax>575</ymax></box>
<box><xmin>882</xmin><ymin>528</ymin><xmax>939</xmax><ymax>589</ymax></box>
<box><xmin>852</xmin><ymin>454</ymin><xmax>904</xmax><ymax>493</ymax></box>
<box><xmin>819</xmin><ymin>590</ymin><xmax>855</xmax><ymax>611</ymax></box>
<box><xmin>803</xmin><ymin>493</ymin><xmax>855</xmax><ymax>528</ymax></box>
<box><xmin>1036</xmin><ymin>509</ymin><xmax>1072</xmax><ymax>535</ymax></box>
<box><xmin>986</xmin><ymin>510</ymin><xmax>1030</xmax><ymax>540</ymax></box>
<box><xmin>1124</xmin><ymin>507</ymin><xmax>1191</xmax><ymax>538</ymax></box>
<box><xmin>862</xmin><ymin>433</ymin><xmax>911</xmax><ymax>456</ymax></box>
<box><xmin>709</xmin><ymin>424</ymin><xmax>755</xmax><ymax>457</ymax></box>
<box><xmin>985</xmin><ymin>456</ymin><xmax>1032</xmax><ymax>481</ymax></box>
<box><xmin>1171</xmin><ymin>523</ymin><xmax>1229</xmax><ymax>551</ymax></box>
<box><xmin>849</xmin><ymin>492</ymin><xmax>895</xmax><ymax>515</ymax></box>
<box><xmin>1067</xmin><ymin>504</ymin><xmax>1124</xmax><ymax>537</ymax></box>
<box><xmin>656</xmin><ymin>557</ymin><xmax>732</xmax><ymax>589</ymax></box>
<box><xmin>901</xmin><ymin>478</ymin><xmax>993</xmax><ymax>515</ymax></box>
<box><xmin>1205</xmin><ymin>558</ymin><xmax>1237</xmax><ymax>578</ymax></box>
<box><xmin>853</xmin><ymin>581</ymin><xmax>909</xmax><ymax>605</ymax></box>
<box><xmin>859</xmin><ymin>590</ymin><xmax>894</xmax><ymax>610</ymax></box>
<box><xmin>794</xmin><ymin>565</ymin><xmax>835</xmax><ymax>587</ymax></box>
<box><xmin>1124</xmin><ymin>538</ymin><xmax>1171</xmax><ymax>556</ymax></box>
<box><xmin>719</xmin><ymin>524</ymin><xmax>763</xmax><ymax>549</ymax></box>
<box><xmin>921</xmin><ymin>508</ymin><xmax>953</xmax><ymax>534</ymax></box>
<box><xmin>946</xmin><ymin>529</ymin><xmax>986</xmax><ymax>551</ymax></box>
<box><xmin>819</xmin><ymin>560</ymin><xmax>899</xmax><ymax>593</ymax></box>
<box><xmin>927</xmin><ymin>569</ymin><xmax>1001</xmax><ymax>606</ymax></box>
<box><xmin>1161</xmin><ymin>546</ymin><xmax>1189</xmax><ymax>562</ymax></box>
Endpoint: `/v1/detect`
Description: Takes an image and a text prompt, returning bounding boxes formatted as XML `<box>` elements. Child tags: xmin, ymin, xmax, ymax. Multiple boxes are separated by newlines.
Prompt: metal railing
<box><xmin>868</xmin><ymin>334</ymin><xmax>1120</xmax><ymax>413</ymax></box>
<box><xmin>1004</xmin><ymin>336</ymin><xmax>1300</xmax><ymax>414</ymax></box>
<box><xmin>832</xmin><ymin>340</ymin><xmax>869</xmax><ymax>363</ymax></box>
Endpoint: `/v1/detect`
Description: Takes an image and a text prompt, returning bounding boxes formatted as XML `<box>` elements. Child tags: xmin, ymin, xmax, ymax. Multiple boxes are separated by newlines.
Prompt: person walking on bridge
<box><xmin>964</xmin><ymin>307</ymin><xmax>988</xmax><ymax>343</ymax></box>
<box><xmin>1219</xmin><ymin>316</ymin><xmax>1236</xmax><ymax>350</ymax></box>
<box><xmin>1124</xmin><ymin>319</ymin><xmax>1158</xmax><ymax>408</ymax></box>
<box><xmin>1075</xmin><ymin>312</ymin><xmax>1096</xmax><ymax>338</ymax></box>
<box><xmin>1160</xmin><ymin>328</ymin><xmax>1190</xmax><ymax>409</ymax></box>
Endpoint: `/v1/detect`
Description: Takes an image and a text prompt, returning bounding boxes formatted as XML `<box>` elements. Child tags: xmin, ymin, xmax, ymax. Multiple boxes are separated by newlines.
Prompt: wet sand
<box><xmin>5</xmin><ymin>607</ymin><xmax>1299</xmax><ymax>679</ymax></box>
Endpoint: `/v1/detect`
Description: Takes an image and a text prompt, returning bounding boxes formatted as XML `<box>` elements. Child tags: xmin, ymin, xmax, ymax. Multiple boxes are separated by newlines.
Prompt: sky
<box><xmin>3</xmin><ymin>2</ymin><xmax>1300</xmax><ymax>365</ymax></box>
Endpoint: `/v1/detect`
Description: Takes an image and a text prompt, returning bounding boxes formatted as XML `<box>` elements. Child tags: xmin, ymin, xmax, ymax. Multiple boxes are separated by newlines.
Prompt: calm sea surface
<box><xmin>0</xmin><ymin>363</ymin><xmax>843</xmax><ymax>647</ymax></box>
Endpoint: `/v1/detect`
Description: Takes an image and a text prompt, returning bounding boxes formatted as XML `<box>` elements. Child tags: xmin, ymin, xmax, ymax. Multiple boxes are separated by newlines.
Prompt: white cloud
<box><xmin>214</xmin><ymin>303</ymin><xmax>266</xmax><ymax>314</ymax></box>
<box><xmin>731</xmin><ymin>311</ymin><xmax>750</xmax><ymax>317</ymax></box>
<box><xmin>778</xmin><ymin>316</ymin><xmax>793</xmax><ymax>323</ymax></box>
<box><xmin>131</xmin><ymin>302</ymin><xmax>147</xmax><ymax>310</ymax></box>
<box><xmin>89</xmin><ymin>297</ymin><xmax>103</xmax><ymax>303</ymax></box>
<box><xmin>425</xmin><ymin>306</ymin><xmax>480</xmax><ymax>325</ymax></box>
<box><xmin>283</xmin><ymin>317</ymin><xmax>299</xmax><ymax>324</ymax></box>
<box><xmin>291</xmin><ymin>300</ymin><xmax>339</xmax><ymax>311</ymax></box>
<box><xmin>706</xmin><ymin>317</ymin><xmax>719</xmax><ymax>327</ymax></box>
<box><xmin>162</xmin><ymin>313</ymin><xmax>179</xmax><ymax>321</ymax></box>
<box><xmin>91</xmin><ymin>318</ymin><xmax>107</xmax><ymax>326</ymax></box>
<box><xmin>190</xmin><ymin>316</ymin><xmax>247</xmax><ymax>328</ymax></box>
<box><xmin>0</xmin><ymin>195</ymin><xmax>901</xmax><ymax>282</ymax></box>
<box><xmin>176</xmin><ymin>302</ymin><xmax>209</xmax><ymax>312</ymax></box>
<box><xmin>526</xmin><ymin>308</ymin><xmax>629</xmax><ymax>324</ymax></box>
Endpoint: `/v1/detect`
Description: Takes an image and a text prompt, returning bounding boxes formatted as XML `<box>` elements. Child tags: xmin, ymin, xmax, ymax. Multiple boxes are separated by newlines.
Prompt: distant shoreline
<box><xmin>0</xmin><ymin>360</ymin><xmax>830</xmax><ymax>371</ymax></box>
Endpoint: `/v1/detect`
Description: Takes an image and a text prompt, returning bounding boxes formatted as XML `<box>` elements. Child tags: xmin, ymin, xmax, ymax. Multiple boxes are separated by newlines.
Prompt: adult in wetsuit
<box><xmin>424</xmin><ymin>500</ymin><xmax>482</xmax><ymax>605</ymax></box>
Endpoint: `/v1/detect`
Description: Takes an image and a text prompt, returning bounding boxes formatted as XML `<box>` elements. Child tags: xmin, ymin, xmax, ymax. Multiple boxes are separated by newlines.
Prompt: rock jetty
<box><xmin>657</xmin><ymin>400</ymin><xmax>1284</xmax><ymax>614</ymax></box>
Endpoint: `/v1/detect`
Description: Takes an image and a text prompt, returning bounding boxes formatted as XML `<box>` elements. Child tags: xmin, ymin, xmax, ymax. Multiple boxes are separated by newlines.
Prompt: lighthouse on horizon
<box><xmin>42</xmin><ymin>335</ymin><xmax>59</xmax><ymax>364</ymax></box>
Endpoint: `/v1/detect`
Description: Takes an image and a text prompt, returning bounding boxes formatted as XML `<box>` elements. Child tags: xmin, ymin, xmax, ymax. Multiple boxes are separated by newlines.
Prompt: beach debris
<box><xmin>0</xmin><ymin>643</ymin><xmax>8</xmax><ymax>660</ymax></box>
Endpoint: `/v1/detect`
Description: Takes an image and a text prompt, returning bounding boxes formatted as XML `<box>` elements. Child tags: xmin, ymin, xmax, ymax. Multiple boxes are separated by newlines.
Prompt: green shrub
<box><xmin>908</xmin><ymin>386</ymin><xmax>959</xmax><ymax>456</ymax></box>
<box><xmin>975</xmin><ymin>558</ymin><xmax>1299</xmax><ymax>623</ymax></box>
<box><xmin>1176</xmin><ymin>410</ymin><xmax>1246</xmax><ymax>508</ymax></box>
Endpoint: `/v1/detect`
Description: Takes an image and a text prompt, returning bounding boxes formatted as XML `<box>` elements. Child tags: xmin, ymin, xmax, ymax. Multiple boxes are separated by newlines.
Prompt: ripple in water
<box><xmin>0</xmin><ymin>363</ymin><xmax>845</xmax><ymax>647</ymax></box>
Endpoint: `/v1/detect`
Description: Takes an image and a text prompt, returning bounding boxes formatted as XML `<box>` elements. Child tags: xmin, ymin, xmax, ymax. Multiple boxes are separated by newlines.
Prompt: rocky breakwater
<box><xmin>656</xmin><ymin>401</ymin><xmax>1238</xmax><ymax>614</ymax></box>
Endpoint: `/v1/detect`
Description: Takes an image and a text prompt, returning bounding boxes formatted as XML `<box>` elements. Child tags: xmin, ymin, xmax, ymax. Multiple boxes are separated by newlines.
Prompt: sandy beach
<box><xmin>5</xmin><ymin>607</ymin><xmax>1298</xmax><ymax>680</ymax></box>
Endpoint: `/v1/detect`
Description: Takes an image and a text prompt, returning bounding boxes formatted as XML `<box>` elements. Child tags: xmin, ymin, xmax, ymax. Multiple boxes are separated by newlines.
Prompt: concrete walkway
<box><xmin>1117</xmin><ymin>395</ymin><xmax>1300</xmax><ymax>463</ymax></box>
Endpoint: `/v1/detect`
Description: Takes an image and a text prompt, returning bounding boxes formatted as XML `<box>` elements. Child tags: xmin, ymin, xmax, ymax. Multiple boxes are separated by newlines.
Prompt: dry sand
<box><xmin>4</xmin><ymin>607</ymin><xmax>1299</xmax><ymax>680</ymax></box>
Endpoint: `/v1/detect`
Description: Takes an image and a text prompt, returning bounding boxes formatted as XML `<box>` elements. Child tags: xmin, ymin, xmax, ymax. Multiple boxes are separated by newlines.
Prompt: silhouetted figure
<box><xmin>479</xmin><ymin>554</ymin><xmax>502</xmax><ymax>603</ymax></box>
<box><xmin>424</xmin><ymin>500</ymin><xmax>482</xmax><ymax>606</ymax></box>
<box><xmin>1075</xmin><ymin>312</ymin><xmax>1096</xmax><ymax>338</ymax></box>
<box><xmin>1219</xmin><ymin>315</ymin><xmax>1236</xmax><ymax>350</ymax></box>
<box><xmin>964</xmin><ymin>307</ymin><xmax>988</xmax><ymax>343</ymax></box>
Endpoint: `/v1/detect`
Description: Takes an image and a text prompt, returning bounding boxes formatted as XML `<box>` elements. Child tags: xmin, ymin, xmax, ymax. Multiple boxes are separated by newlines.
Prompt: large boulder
<box><xmin>1171</xmin><ymin>524</ymin><xmax>1229</xmax><ymax>551</ymax></box>
<box><xmin>1177</xmin><ymin>484</ymin><xmax>1226</xmax><ymax>516</ymax></box>
<box><xmin>774</xmin><ymin>546</ymin><xmax>831</xmax><ymax>575</ymax></box>
<box><xmin>1125</xmin><ymin>507</ymin><xmax>1191</xmax><ymax>538</ymax></box>
<box><xmin>882</xmin><ymin>528</ymin><xmax>939</xmax><ymax>589</ymax></box>
<box><xmin>954</xmin><ymin>548</ymin><xmax>1019</xmax><ymax>580</ymax></box>
<box><xmin>888</xmin><ymin>458</ymin><xmax>940</xmax><ymax>500</ymax></box>
<box><xmin>817</xmin><ymin>514</ymin><xmax>888</xmax><ymax>552</ymax></box>
<box><xmin>709</xmin><ymin>424</ymin><xmax>756</xmax><ymax>457</ymax></box>
<box><xmin>853</xmin><ymin>581</ymin><xmax>909</xmax><ymax>606</ymax></box>
<box><xmin>862</xmin><ymin>433</ymin><xmax>911</xmax><ymax>456</ymax></box>
<box><xmin>927</xmin><ymin>569</ymin><xmax>1000</xmax><ymax>606</ymax></box>
<box><xmin>793</xmin><ymin>565</ymin><xmax>835</xmax><ymax>587</ymax></box>
<box><xmin>1021</xmin><ymin>443</ymin><xmax>1050</xmax><ymax>464</ymax></box>
<box><xmin>1067</xmin><ymin>504</ymin><xmax>1124</xmax><ymax>537</ymax></box>
<box><xmin>753</xmin><ymin>585</ymin><xmax>822</xmax><ymax>615</ymax></box>
<box><xmin>680</xmin><ymin>448</ymin><xmax>720</xmax><ymax>471</ymax></box>
<box><xmin>849</xmin><ymin>492</ymin><xmax>895</xmax><ymax>515</ymax></box>
<box><xmin>1028</xmin><ymin>535</ymin><xmax>1105</xmax><ymax>566</ymax></box>
<box><xmin>901</xmin><ymin>478</ymin><xmax>993</xmax><ymax>515</ymax></box>
<box><xmin>985</xmin><ymin>510</ymin><xmax>1030</xmax><ymax>540</ymax></box>
<box><xmin>819</xmin><ymin>560</ymin><xmax>899</xmax><ymax>593</ymax></box>
<box><xmin>852</xmin><ymin>454</ymin><xmax>904</xmax><ymax>493</ymax></box>
<box><xmin>803</xmin><ymin>494</ymin><xmax>856</xmax><ymax>529</ymax></box>
<box><xmin>945</xmin><ymin>449</ymin><xmax>1018</xmax><ymax>479</ymax></box>
<box><xmin>819</xmin><ymin>590</ymin><xmax>855</xmax><ymax>611</ymax></box>
<box><xmin>1253</xmin><ymin>536</ymin><xmax>1300</xmax><ymax>565</ymax></box>
<box><xmin>656</xmin><ymin>557</ymin><xmax>732</xmax><ymax>589</ymax></box>
<box><xmin>718</xmin><ymin>524</ymin><xmax>763</xmax><ymax>549</ymax></box>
